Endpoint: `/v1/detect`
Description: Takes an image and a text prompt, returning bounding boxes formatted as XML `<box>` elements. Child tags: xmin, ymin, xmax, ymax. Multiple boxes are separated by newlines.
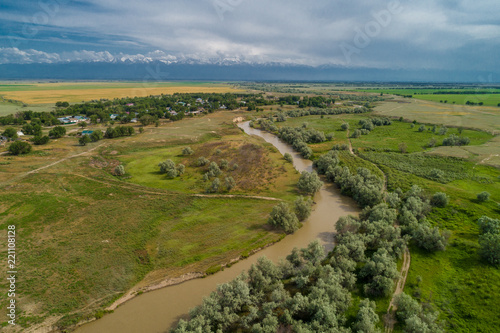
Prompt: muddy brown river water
<box><xmin>75</xmin><ymin>121</ymin><xmax>359</xmax><ymax>333</ymax></box>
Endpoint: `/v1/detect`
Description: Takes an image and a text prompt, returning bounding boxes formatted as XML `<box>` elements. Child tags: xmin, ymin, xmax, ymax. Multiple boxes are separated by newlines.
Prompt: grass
<box><xmin>0</xmin><ymin>110</ymin><xmax>299</xmax><ymax>329</ymax></box>
<box><xmin>374</xmin><ymin>99</ymin><xmax>500</xmax><ymax>134</ymax></box>
<box><xmin>0</xmin><ymin>81</ymin><xmax>244</xmax><ymax>104</ymax></box>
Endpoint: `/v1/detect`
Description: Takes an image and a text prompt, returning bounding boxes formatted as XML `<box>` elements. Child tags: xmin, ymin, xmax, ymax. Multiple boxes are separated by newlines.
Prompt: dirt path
<box><xmin>384</xmin><ymin>247</ymin><xmax>411</xmax><ymax>333</ymax></box>
<box><xmin>27</xmin><ymin>143</ymin><xmax>106</xmax><ymax>175</ymax></box>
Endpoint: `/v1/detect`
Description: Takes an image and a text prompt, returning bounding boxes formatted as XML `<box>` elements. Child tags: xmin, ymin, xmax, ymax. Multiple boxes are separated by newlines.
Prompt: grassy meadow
<box><xmin>0</xmin><ymin>110</ymin><xmax>301</xmax><ymax>330</ymax></box>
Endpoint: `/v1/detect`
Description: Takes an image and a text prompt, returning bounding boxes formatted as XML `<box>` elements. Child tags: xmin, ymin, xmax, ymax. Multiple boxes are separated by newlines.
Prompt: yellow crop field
<box><xmin>0</xmin><ymin>82</ymin><xmax>244</xmax><ymax>104</ymax></box>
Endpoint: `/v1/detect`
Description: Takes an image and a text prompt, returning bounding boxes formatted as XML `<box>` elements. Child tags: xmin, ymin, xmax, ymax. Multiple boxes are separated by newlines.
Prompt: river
<box><xmin>75</xmin><ymin>121</ymin><xmax>359</xmax><ymax>333</ymax></box>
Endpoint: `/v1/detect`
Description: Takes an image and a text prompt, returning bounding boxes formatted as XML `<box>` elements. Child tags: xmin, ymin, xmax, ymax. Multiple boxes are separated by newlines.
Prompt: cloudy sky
<box><xmin>1</xmin><ymin>0</ymin><xmax>499</xmax><ymax>71</ymax></box>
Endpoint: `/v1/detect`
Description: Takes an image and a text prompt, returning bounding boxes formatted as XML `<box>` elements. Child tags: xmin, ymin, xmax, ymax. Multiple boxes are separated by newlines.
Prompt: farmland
<box><xmin>0</xmin><ymin>81</ymin><xmax>243</xmax><ymax>104</ymax></box>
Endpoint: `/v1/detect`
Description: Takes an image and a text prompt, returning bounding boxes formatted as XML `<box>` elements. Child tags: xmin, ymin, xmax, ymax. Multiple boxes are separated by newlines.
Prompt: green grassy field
<box><xmin>277</xmin><ymin>110</ymin><xmax>500</xmax><ymax>332</ymax></box>
<box><xmin>0</xmin><ymin>110</ymin><xmax>300</xmax><ymax>330</ymax></box>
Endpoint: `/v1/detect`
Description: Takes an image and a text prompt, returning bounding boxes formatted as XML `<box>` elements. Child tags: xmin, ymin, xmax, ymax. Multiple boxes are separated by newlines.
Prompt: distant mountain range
<box><xmin>0</xmin><ymin>62</ymin><xmax>496</xmax><ymax>83</ymax></box>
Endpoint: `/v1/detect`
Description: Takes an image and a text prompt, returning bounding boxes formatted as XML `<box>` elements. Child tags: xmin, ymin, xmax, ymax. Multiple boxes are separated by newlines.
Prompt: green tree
<box><xmin>49</xmin><ymin>126</ymin><xmax>66</xmax><ymax>138</ymax></box>
<box><xmin>79</xmin><ymin>135</ymin><xmax>91</xmax><ymax>146</ymax></box>
<box><xmin>284</xmin><ymin>153</ymin><xmax>293</xmax><ymax>163</ymax></box>
<box><xmin>418</xmin><ymin>125</ymin><xmax>425</xmax><ymax>132</ymax></box>
<box><xmin>268</xmin><ymin>202</ymin><xmax>299</xmax><ymax>234</ymax></box>
<box><xmin>297</xmin><ymin>171</ymin><xmax>323</xmax><ymax>195</ymax></box>
<box><xmin>90</xmin><ymin>130</ymin><xmax>104</xmax><ymax>142</ymax></box>
<box><xmin>8</xmin><ymin>141</ymin><xmax>31</xmax><ymax>155</ymax></box>
<box><xmin>33</xmin><ymin>135</ymin><xmax>50</xmax><ymax>145</ymax></box>
<box><xmin>79</xmin><ymin>121</ymin><xmax>87</xmax><ymax>129</ymax></box>
<box><xmin>354</xmin><ymin>299</ymin><xmax>380</xmax><ymax>333</ymax></box>
<box><xmin>176</xmin><ymin>164</ymin><xmax>185</xmax><ymax>175</ymax></box>
<box><xmin>2</xmin><ymin>127</ymin><xmax>17</xmax><ymax>139</ymax></box>
<box><xmin>208</xmin><ymin>162</ymin><xmax>221</xmax><ymax>177</ymax></box>
<box><xmin>341</xmin><ymin>123</ymin><xmax>349</xmax><ymax>131</ymax></box>
<box><xmin>294</xmin><ymin>196</ymin><xmax>313</xmax><ymax>221</ymax></box>
<box><xmin>478</xmin><ymin>216</ymin><xmax>500</xmax><ymax>235</ymax></box>
<box><xmin>479</xmin><ymin>233</ymin><xmax>500</xmax><ymax>266</ymax></box>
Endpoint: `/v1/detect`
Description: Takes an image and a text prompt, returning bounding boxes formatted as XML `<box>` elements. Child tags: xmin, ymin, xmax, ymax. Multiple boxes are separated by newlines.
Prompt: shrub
<box><xmin>224</xmin><ymin>176</ymin><xmax>236</xmax><ymax>191</ymax></box>
<box><xmin>431</xmin><ymin>192</ymin><xmax>449</xmax><ymax>207</ymax></box>
<box><xmin>418</xmin><ymin>125</ymin><xmax>426</xmax><ymax>132</ymax></box>
<box><xmin>8</xmin><ymin>141</ymin><xmax>32</xmax><ymax>155</ymax></box>
<box><xmin>477</xmin><ymin>191</ymin><xmax>490</xmax><ymax>202</ymax></box>
<box><xmin>182</xmin><ymin>147</ymin><xmax>194</xmax><ymax>155</ymax></box>
<box><xmin>284</xmin><ymin>153</ymin><xmax>293</xmax><ymax>163</ymax></box>
<box><xmin>351</xmin><ymin>129</ymin><xmax>362</xmax><ymax>138</ymax></box>
<box><xmin>220</xmin><ymin>159</ymin><xmax>228</xmax><ymax>170</ymax></box>
<box><xmin>197</xmin><ymin>157</ymin><xmax>210</xmax><ymax>166</ymax></box>
<box><xmin>479</xmin><ymin>233</ymin><xmax>500</xmax><ymax>266</ymax></box>
<box><xmin>478</xmin><ymin>216</ymin><xmax>500</xmax><ymax>235</ymax></box>
<box><xmin>341</xmin><ymin>123</ymin><xmax>349</xmax><ymax>130</ymax></box>
<box><xmin>115</xmin><ymin>165</ymin><xmax>125</xmax><ymax>176</ymax></box>
<box><xmin>207</xmin><ymin>178</ymin><xmax>221</xmax><ymax>193</ymax></box>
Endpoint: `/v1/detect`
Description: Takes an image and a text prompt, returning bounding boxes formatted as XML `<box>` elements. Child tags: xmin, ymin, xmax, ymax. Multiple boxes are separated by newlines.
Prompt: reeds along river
<box><xmin>75</xmin><ymin>121</ymin><xmax>359</xmax><ymax>333</ymax></box>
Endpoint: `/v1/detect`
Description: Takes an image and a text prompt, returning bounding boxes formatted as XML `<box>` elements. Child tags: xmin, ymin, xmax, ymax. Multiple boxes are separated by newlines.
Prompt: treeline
<box><xmin>284</xmin><ymin>106</ymin><xmax>370</xmax><ymax>117</ymax></box>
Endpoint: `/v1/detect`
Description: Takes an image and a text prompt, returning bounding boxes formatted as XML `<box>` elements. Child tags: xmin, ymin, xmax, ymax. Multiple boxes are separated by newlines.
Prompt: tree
<box><xmin>284</xmin><ymin>153</ymin><xmax>293</xmax><ymax>163</ymax></box>
<box><xmin>139</xmin><ymin>115</ymin><xmax>155</xmax><ymax>126</ymax></box>
<box><xmin>90</xmin><ymin>130</ymin><xmax>103</xmax><ymax>142</ymax></box>
<box><xmin>49</xmin><ymin>126</ymin><xmax>66</xmax><ymax>138</ymax></box>
<box><xmin>268</xmin><ymin>202</ymin><xmax>299</xmax><ymax>234</ymax></box>
<box><xmin>197</xmin><ymin>157</ymin><xmax>210</xmax><ymax>166</ymax></box>
<box><xmin>220</xmin><ymin>159</ymin><xmax>228</xmax><ymax>170</ymax></box>
<box><xmin>353</xmin><ymin>299</ymin><xmax>380</xmax><ymax>333</ymax></box>
<box><xmin>352</xmin><ymin>129</ymin><xmax>361</xmax><ymax>138</ymax></box>
<box><xmin>33</xmin><ymin>135</ymin><xmax>50</xmax><ymax>145</ymax></box>
<box><xmin>295</xmin><ymin>196</ymin><xmax>313</xmax><ymax>221</ymax></box>
<box><xmin>478</xmin><ymin>216</ymin><xmax>500</xmax><ymax>235</ymax></box>
<box><xmin>176</xmin><ymin>164</ymin><xmax>185</xmax><ymax>175</ymax></box>
<box><xmin>79</xmin><ymin>121</ymin><xmax>87</xmax><ymax>129</ymax></box>
<box><xmin>394</xmin><ymin>293</ymin><xmax>421</xmax><ymax>322</ymax></box>
<box><xmin>477</xmin><ymin>191</ymin><xmax>490</xmax><ymax>202</ymax></box>
<box><xmin>2</xmin><ymin>127</ymin><xmax>17</xmax><ymax>139</ymax></box>
<box><xmin>90</xmin><ymin>115</ymin><xmax>98</xmax><ymax>124</ymax></box>
<box><xmin>297</xmin><ymin>171</ymin><xmax>323</xmax><ymax>195</ymax></box>
<box><xmin>431</xmin><ymin>192</ymin><xmax>449</xmax><ymax>207</ymax></box>
<box><xmin>115</xmin><ymin>165</ymin><xmax>125</xmax><ymax>176</ymax></box>
<box><xmin>182</xmin><ymin>147</ymin><xmax>194</xmax><ymax>155</ymax></box>
<box><xmin>158</xmin><ymin>159</ymin><xmax>179</xmax><ymax>179</ymax></box>
<box><xmin>341</xmin><ymin>123</ymin><xmax>349</xmax><ymax>131</ymax></box>
<box><xmin>79</xmin><ymin>135</ymin><xmax>91</xmax><ymax>146</ymax></box>
<box><xmin>8</xmin><ymin>141</ymin><xmax>31</xmax><ymax>155</ymax></box>
<box><xmin>418</xmin><ymin>125</ymin><xmax>425</xmax><ymax>132</ymax></box>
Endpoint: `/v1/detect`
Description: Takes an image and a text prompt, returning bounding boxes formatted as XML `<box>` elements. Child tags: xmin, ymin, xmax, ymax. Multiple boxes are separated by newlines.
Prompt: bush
<box><xmin>351</xmin><ymin>129</ymin><xmax>361</xmax><ymax>138</ymax></box>
<box><xmin>284</xmin><ymin>153</ymin><xmax>293</xmax><ymax>163</ymax></box>
<box><xmin>115</xmin><ymin>165</ymin><xmax>125</xmax><ymax>176</ymax></box>
<box><xmin>197</xmin><ymin>157</ymin><xmax>210</xmax><ymax>166</ymax></box>
<box><xmin>478</xmin><ymin>216</ymin><xmax>500</xmax><ymax>235</ymax></box>
<box><xmin>8</xmin><ymin>141</ymin><xmax>32</xmax><ymax>155</ymax></box>
<box><xmin>477</xmin><ymin>191</ymin><xmax>490</xmax><ymax>202</ymax></box>
<box><xmin>341</xmin><ymin>123</ymin><xmax>349</xmax><ymax>131</ymax></box>
<box><xmin>207</xmin><ymin>178</ymin><xmax>221</xmax><ymax>193</ymax></box>
<box><xmin>268</xmin><ymin>202</ymin><xmax>300</xmax><ymax>234</ymax></box>
<box><xmin>418</xmin><ymin>125</ymin><xmax>425</xmax><ymax>132</ymax></box>
<box><xmin>431</xmin><ymin>192</ymin><xmax>449</xmax><ymax>207</ymax></box>
<box><xmin>90</xmin><ymin>130</ymin><xmax>104</xmax><ymax>142</ymax></box>
<box><xmin>182</xmin><ymin>147</ymin><xmax>194</xmax><ymax>155</ymax></box>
